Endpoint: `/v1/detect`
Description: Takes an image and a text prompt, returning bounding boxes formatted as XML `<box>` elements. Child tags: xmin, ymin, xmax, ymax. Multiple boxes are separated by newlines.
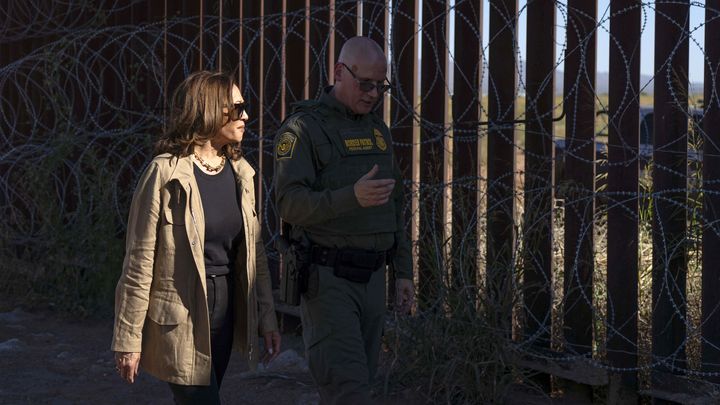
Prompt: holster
<box><xmin>277</xmin><ymin>232</ymin><xmax>310</xmax><ymax>306</ymax></box>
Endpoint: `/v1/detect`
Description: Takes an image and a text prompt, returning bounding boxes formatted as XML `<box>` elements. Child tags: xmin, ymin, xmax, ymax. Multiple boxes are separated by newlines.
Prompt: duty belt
<box><xmin>310</xmin><ymin>246</ymin><xmax>387</xmax><ymax>283</ymax></box>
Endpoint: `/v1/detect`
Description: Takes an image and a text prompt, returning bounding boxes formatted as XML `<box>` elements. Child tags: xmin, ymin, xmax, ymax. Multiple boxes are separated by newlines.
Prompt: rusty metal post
<box><xmin>562</xmin><ymin>0</ymin><xmax>596</xmax><ymax>354</ymax></box>
<box><xmin>390</xmin><ymin>0</ymin><xmax>417</xmax><ymax>176</ymax></box>
<box><xmin>362</xmin><ymin>0</ymin><xmax>386</xmax><ymax>45</ymax></box>
<box><xmin>487</xmin><ymin>0</ymin><xmax>518</xmax><ymax>333</ymax></box>
<box><xmin>652</xmin><ymin>0</ymin><xmax>689</xmax><ymax>385</ymax></box>
<box><xmin>561</xmin><ymin>1</ymin><xmax>597</xmax><ymax>399</ymax></box>
<box><xmin>308</xmin><ymin>0</ymin><xmax>331</xmax><ymax>98</ymax></box>
<box><xmin>221</xmin><ymin>0</ymin><xmax>241</xmax><ymax>75</ymax></box>
<box><xmin>165</xmin><ymin>1</ymin><xmax>202</xmax><ymax>94</ymax></box>
<box><xmin>145</xmin><ymin>1</ymin><xmax>165</xmax><ymax>123</ymax></box>
<box><xmin>701</xmin><ymin>0</ymin><xmax>720</xmax><ymax>384</ymax></box>
<box><xmin>240</xmin><ymin>0</ymin><xmax>262</xmax><ymax>197</ymax></box>
<box><xmin>523</xmin><ymin>0</ymin><xmax>555</xmax><ymax>388</ymax></box>
<box><xmin>390</xmin><ymin>0</ymin><xmax>419</xmax><ymax>304</ymax></box>
<box><xmin>258</xmin><ymin>0</ymin><xmax>284</xmax><ymax>286</ymax></box>
<box><xmin>390</xmin><ymin>0</ymin><xmax>421</xmax><ymax>302</ymax></box>
<box><xmin>332</xmin><ymin>0</ymin><xmax>358</xmax><ymax>62</ymax></box>
<box><xmin>606</xmin><ymin>0</ymin><xmax>641</xmax><ymax>395</ymax></box>
<box><xmin>202</xmin><ymin>0</ymin><xmax>219</xmax><ymax>70</ymax></box>
<box><xmin>452</xmin><ymin>0</ymin><xmax>482</xmax><ymax>303</ymax></box>
<box><xmin>418</xmin><ymin>0</ymin><xmax>450</xmax><ymax>309</ymax></box>
<box><xmin>275</xmin><ymin>0</ymin><xmax>309</xmax><ymax>330</ymax></box>
<box><xmin>360</xmin><ymin>0</ymin><xmax>388</xmax><ymax>123</ymax></box>
<box><xmin>284</xmin><ymin>0</ymin><xmax>309</xmax><ymax>108</ymax></box>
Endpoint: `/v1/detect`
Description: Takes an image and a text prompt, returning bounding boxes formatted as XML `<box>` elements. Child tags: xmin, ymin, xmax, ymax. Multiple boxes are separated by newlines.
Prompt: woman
<box><xmin>111</xmin><ymin>71</ymin><xmax>281</xmax><ymax>404</ymax></box>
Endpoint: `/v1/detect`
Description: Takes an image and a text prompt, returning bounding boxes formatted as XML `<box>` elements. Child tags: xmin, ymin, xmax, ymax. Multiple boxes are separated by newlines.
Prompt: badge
<box><xmin>373</xmin><ymin>128</ymin><xmax>387</xmax><ymax>151</ymax></box>
<box><xmin>276</xmin><ymin>132</ymin><xmax>297</xmax><ymax>159</ymax></box>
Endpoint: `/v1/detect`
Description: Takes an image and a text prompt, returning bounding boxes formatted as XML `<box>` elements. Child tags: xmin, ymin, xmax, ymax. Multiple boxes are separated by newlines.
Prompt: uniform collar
<box><xmin>319</xmin><ymin>86</ymin><xmax>366</xmax><ymax>120</ymax></box>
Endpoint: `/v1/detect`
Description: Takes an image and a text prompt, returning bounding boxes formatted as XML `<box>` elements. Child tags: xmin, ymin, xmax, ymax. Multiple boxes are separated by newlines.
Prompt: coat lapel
<box><xmin>230</xmin><ymin>158</ymin><xmax>257</xmax><ymax>289</ymax></box>
<box><xmin>168</xmin><ymin>155</ymin><xmax>207</xmax><ymax>289</ymax></box>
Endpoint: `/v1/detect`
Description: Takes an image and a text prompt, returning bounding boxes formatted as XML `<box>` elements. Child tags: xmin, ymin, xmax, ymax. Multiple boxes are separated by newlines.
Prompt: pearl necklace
<box><xmin>193</xmin><ymin>152</ymin><xmax>226</xmax><ymax>173</ymax></box>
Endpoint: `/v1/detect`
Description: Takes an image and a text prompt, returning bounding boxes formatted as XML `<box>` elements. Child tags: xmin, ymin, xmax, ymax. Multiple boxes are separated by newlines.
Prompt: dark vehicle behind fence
<box><xmin>553</xmin><ymin>106</ymin><xmax>704</xmax><ymax>195</ymax></box>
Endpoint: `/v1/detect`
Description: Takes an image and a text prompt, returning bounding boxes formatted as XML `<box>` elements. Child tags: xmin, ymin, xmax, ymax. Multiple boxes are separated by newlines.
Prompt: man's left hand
<box><xmin>261</xmin><ymin>330</ymin><xmax>281</xmax><ymax>365</ymax></box>
<box><xmin>395</xmin><ymin>278</ymin><xmax>414</xmax><ymax>314</ymax></box>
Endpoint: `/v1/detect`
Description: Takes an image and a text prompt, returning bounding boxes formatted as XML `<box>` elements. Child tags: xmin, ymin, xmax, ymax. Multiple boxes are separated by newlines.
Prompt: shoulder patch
<box><xmin>276</xmin><ymin>132</ymin><xmax>297</xmax><ymax>159</ymax></box>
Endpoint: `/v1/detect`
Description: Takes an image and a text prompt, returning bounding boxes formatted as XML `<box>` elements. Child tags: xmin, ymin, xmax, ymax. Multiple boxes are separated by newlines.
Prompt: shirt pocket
<box><xmin>314</xmin><ymin>141</ymin><xmax>334</xmax><ymax>168</ymax></box>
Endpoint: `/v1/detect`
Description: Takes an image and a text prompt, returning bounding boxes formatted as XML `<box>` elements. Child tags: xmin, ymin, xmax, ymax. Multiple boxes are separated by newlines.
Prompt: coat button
<box><xmin>191</xmin><ymin>240</ymin><xmax>196</xmax><ymax>246</ymax></box>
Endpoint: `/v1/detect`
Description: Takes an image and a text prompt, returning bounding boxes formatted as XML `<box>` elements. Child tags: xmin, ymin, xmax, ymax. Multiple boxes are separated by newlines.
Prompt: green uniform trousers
<box><xmin>301</xmin><ymin>264</ymin><xmax>386</xmax><ymax>405</ymax></box>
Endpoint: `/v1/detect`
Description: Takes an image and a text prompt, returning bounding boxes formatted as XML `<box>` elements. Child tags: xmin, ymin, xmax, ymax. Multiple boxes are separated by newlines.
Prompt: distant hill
<box><xmin>479</xmin><ymin>70</ymin><xmax>703</xmax><ymax>96</ymax></box>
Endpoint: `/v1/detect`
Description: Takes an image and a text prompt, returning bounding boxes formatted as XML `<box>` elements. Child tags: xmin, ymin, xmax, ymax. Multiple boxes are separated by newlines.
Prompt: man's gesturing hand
<box><xmin>354</xmin><ymin>164</ymin><xmax>395</xmax><ymax>207</ymax></box>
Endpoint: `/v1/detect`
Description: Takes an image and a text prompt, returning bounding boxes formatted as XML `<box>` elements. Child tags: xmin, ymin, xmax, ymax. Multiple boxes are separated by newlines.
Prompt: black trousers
<box><xmin>168</xmin><ymin>273</ymin><xmax>234</xmax><ymax>405</ymax></box>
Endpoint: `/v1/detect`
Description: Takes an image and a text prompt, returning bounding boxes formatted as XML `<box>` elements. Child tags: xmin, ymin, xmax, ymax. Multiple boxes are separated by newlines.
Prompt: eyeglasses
<box><xmin>227</xmin><ymin>102</ymin><xmax>248</xmax><ymax>121</ymax></box>
<box><xmin>341</xmin><ymin>63</ymin><xmax>391</xmax><ymax>94</ymax></box>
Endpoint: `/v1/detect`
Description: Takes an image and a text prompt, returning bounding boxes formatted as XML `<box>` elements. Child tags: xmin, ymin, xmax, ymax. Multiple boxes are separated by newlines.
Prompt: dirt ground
<box><xmin>0</xmin><ymin>304</ymin><xmax>322</xmax><ymax>405</ymax></box>
<box><xmin>0</xmin><ymin>302</ymin><xmax>578</xmax><ymax>405</ymax></box>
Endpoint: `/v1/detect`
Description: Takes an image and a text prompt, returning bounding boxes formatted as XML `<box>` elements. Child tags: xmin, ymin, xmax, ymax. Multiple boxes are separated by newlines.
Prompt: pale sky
<box><xmin>408</xmin><ymin>0</ymin><xmax>708</xmax><ymax>92</ymax></box>
<box><xmin>509</xmin><ymin>0</ymin><xmax>708</xmax><ymax>82</ymax></box>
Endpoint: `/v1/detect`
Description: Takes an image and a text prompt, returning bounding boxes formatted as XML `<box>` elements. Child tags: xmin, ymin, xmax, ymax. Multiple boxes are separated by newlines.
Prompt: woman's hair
<box><xmin>155</xmin><ymin>71</ymin><xmax>242</xmax><ymax>160</ymax></box>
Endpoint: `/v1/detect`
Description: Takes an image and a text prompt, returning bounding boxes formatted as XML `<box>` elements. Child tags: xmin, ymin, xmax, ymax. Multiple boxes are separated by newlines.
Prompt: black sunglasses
<box><xmin>227</xmin><ymin>102</ymin><xmax>248</xmax><ymax>121</ymax></box>
<box><xmin>341</xmin><ymin>63</ymin><xmax>391</xmax><ymax>94</ymax></box>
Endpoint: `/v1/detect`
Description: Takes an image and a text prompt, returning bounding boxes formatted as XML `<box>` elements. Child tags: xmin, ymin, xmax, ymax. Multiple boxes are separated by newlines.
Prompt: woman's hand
<box><xmin>261</xmin><ymin>331</ymin><xmax>281</xmax><ymax>365</ymax></box>
<box><xmin>114</xmin><ymin>351</ymin><xmax>141</xmax><ymax>383</ymax></box>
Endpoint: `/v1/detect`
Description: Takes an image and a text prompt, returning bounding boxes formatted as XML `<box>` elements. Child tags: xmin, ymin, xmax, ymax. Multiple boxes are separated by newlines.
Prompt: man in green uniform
<box><xmin>273</xmin><ymin>36</ymin><xmax>414</xmax><ymax>403</ymax></box>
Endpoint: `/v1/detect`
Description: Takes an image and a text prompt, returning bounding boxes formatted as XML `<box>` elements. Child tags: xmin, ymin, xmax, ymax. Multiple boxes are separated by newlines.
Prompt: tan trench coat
<box><xmin>111</xmin><ymin>153</ymin><xmax>278</xmax><ymax>386</ymax></box>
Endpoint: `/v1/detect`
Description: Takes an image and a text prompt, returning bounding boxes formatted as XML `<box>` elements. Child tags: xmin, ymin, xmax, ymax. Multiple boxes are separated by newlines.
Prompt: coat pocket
<box><xmin>142</xmin><ymin>297</ymin><xmax>193</xmax><ymax>380</ymax></box>
<box><xmin>147</xmin><ymin>298</ymin><xmax>189</xmax><ymax>326</ymax></box>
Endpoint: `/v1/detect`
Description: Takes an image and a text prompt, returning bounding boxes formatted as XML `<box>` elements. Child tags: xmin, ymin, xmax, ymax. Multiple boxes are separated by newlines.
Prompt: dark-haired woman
<box><xmin>111</xmin><ymin>70</ymin><xmax>280</xmax><ymax>404</ymax></box>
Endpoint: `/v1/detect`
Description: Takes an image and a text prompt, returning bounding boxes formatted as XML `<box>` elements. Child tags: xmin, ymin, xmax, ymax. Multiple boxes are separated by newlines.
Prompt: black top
<box><xmin>193</xmin><ymin>161</ymin><xmax>244</xmax><ymax>276</ymax></box>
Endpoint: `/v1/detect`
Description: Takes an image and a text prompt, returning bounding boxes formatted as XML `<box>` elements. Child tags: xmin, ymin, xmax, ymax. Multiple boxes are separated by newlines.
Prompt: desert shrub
<box><xmin>380</xmin><ymin>294</ymin><xmax>523</xmax><ymax>404</ymax></box>
<box><xmin>0</xmin><ymin>116</ymin><xmax>150</xmax><ymax>316</ymax></box>
<box><xmin>377</xmin><ymin>178</ymin><xmax>524</xmax><ymax>404</ymax></box>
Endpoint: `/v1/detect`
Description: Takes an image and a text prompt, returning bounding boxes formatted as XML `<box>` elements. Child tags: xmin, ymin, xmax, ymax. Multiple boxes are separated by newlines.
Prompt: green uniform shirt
<box><xmin>273</xmin><ymin>88</ymin><xmax>412</xmax><ymax>280</ymax></box>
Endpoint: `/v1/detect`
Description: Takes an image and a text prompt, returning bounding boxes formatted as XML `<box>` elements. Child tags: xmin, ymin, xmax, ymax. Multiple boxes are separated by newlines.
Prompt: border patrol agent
<box><xmin>273</xmin><ymin>37</ymin><xmax>414</xmax><ymax>403</ymax></box>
